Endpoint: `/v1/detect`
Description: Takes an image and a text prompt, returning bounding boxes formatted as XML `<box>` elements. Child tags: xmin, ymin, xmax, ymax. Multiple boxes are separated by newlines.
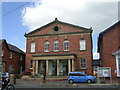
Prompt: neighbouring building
<box><xmin>98</xmin><ymin>20</ymin><xmax>120</xmax><ymax>83</ymax></box>
<box><xmin>0</xmin><ymin>39</ymin><xmax>25</xmax><ymax>75</ymax></box>
<box><xmin>25</xmin><ymin>18</ymin><xmax>93</xmax><ymax>77</ymax></box>
<box><xmin>92</xmin><ymin>59</ymin><xmax>101</xmax><ymax>76</ymax></box>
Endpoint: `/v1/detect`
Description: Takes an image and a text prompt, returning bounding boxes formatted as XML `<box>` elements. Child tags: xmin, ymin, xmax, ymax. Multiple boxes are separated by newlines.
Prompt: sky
<box><xmin>1</xmin><ymin>0</ymin><xmax>119</xmax><ymax>59</ymax></box>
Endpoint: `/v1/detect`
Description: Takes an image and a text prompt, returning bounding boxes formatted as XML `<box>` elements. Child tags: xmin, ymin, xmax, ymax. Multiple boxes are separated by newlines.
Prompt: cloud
<box><xmin>21</xmin><ymin>0</ymin><xmax>118</xmax><ymax>34</ymax></box>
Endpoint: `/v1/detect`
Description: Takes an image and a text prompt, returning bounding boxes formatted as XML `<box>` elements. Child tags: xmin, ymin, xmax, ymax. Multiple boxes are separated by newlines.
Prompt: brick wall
<box><xmin>98</xmin><ymin>21</ymin><xmax>120</xmax><ymax>82</ymax></box>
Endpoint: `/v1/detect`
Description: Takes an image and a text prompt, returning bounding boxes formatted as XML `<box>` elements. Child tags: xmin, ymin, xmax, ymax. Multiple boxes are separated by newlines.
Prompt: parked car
<box><xmin>68</xmin><ymin>72</ymin><xmax>96</xmax><ymax>84</ymax></box>
<box><xmin>1</xmin><ymin>72</ymin><xmax>10</xmax><ymax>83</ymax></box>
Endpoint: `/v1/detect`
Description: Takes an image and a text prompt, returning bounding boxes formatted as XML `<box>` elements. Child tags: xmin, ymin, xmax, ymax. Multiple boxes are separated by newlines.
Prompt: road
<box><xmin>13</xmin><ymin>79</ymin><xmax>119</xmax><ymax>89</ymax></box>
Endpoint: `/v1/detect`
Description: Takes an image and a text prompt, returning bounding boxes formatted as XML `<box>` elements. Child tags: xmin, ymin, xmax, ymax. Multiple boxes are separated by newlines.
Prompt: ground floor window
<box><xmin>30</xmin><ymin>60</ymin><xmax>33</xmax><ymax>69</ymax></box>
<box><xmin>80</xmin><ymin>59</ymin><xmax>87</xmax><ymax>69</ymax></box>
<box><xmin>118</xmin><ymin>58</ymin><xmax>120</xmax><ymax>77</ymax></box>
<box><xmin>37</xmin><ymin>60</ymin><xmax>68</xmax><ymax>76</ymax></box>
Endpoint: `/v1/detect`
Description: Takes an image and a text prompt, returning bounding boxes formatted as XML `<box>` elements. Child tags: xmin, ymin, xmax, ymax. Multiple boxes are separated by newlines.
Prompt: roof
<box><xmin>8</xmin><ymin>44</ymin><xmax>25</xmax><ymax>54</ymax></box>
<box><xmin>25</xmin><ymin>18</ymin><xmax>92</xmax><ymax>37</ymax></box>
<box><xmin>0</xmin><ymin>39</ymin><xmax>25</xmax><ymax>54</ymax></box>
<box><xmin>0</xmin><ymin>39</ymin><xmax>5</xmax><ymax>45</ymax></box>
<box><xmin>98</xmin><ymin>20</ymin><xmax>120</xmax><ymax>52</ymax></box>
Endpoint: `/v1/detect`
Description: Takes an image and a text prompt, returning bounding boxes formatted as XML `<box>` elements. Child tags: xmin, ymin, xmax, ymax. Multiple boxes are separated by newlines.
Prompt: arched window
<box><xmin>64</xmin><ymin>40</ymin><xmax>69</xmax><ymax>51</ymax></box>
<box><xmin>30</xmin><ymin>42</ymin><xmax>35</xmax><ymax>53</ymax></box>
<box><xmin>80</xmin><ymin>38</ymin><xmax>86</xmax><ymax>50</ymax></box>
<box><xmin>54</xmin><ymin>40</ymin><xmax>59</xmax><ymax>52</ymax></box>
<box><xmin>44</xmin><ymin>41</ymin><xmax>50</xmax><ymax>52</ymax></box>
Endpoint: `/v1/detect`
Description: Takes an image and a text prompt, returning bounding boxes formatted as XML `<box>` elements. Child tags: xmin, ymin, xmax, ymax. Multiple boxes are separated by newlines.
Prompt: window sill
<box><xmin>30</xmin><ymin>68</ymin><xmax>33</xmax><ymax>70</ymax></box>
<box><xmin>80</xmin><ymin>68</ymin><xmax>87</xmax><ymax>70</ymax></box>
<box><xmin>80</xmin><ymin>49</ymin><xmax>86</xmax><ymax>51</ymax></box>
<box><xmin>44</xmin><ymin>51</ymin><xmax>50</xmax><ymax>53</ymax></box>
<box><xmin>54</xmin><ymin>50</ymin><xmax>59</xmax><ymax>52</ymax></box>
<box><xmin>30</xmin><ymin>52</ymin><xmax>36</xmax><ymax>54</ymax></box>
<box><xmin>64</xmin><ymin>50</ymin><xmax>69</xmax><ymax>52</ymax></box>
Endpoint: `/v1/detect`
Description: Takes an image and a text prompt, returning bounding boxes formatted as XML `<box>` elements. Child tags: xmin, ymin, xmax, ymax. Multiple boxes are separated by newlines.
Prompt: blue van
<box><xmin>68</xmin><ymin>72</ymin><xmax>96</xmax><ymax>84</ymax></box>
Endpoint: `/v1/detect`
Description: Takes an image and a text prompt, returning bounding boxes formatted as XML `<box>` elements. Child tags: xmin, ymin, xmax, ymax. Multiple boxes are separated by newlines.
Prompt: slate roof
<box><xmin>25</xmin><ymin>18</ymin><xmax>92</xmax><ymax>37</ymax></box>
<box><xmin>0</xmin><ymin>39</ymin><xmax>25</xmax><ymax>54</ymax></box>
<box><xmin>8</xmin><ymin>44</ymin><xmax>25</xmax><ymax>54</ymax></box>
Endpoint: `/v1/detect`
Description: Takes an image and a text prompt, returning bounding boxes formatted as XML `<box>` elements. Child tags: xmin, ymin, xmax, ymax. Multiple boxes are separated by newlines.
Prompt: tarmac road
<box><xmin>14</xmin><ymin>79</ymin><xmax>120</xmax><ymax>89</ymax></box>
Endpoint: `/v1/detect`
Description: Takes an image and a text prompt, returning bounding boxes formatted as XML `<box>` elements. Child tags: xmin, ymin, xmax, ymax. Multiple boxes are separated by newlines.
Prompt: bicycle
<box><xmin>1</xmin><ymin>77</ymin><xmax>15</xmax><ymax>90</ymax></box>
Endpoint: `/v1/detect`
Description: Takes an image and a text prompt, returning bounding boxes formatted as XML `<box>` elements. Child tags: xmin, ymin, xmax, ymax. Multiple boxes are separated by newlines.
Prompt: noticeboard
<box><xmin>98</xmin><ymin>67</ymin><xmax>111</xmax><ymax>77</ymax></box>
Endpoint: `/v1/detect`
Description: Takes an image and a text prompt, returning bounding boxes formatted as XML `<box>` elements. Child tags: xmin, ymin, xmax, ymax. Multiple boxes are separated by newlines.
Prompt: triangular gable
<box><xmin>25</xmin><ymin>18</ymin><xmax>92</xmax><ymax>37</ymax></box>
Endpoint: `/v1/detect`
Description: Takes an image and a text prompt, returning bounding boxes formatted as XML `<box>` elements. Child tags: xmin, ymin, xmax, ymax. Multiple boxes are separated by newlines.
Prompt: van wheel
<box><xmin>69</xmin><ymin>79</ymin><xmax>74</xmax><ymax>84</ymax></box>
<box><xmin>87</xmin><ymin>79</ymin><xmax>92</xmax><ymax>84</ymax></box>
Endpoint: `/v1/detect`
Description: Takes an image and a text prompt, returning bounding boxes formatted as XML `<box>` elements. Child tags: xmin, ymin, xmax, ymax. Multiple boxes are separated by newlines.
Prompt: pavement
<box><xmin>13</xmin><ymin>79</ymin><xmax>120</xmax><ymax>88</ymax></box>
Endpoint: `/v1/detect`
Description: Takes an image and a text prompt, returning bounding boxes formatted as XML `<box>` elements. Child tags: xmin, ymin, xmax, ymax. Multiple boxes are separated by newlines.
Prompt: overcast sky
<box><xmin>21</xmin><ymin>0</ymin><xmax>119</xmax><ymax>34</ymax></box>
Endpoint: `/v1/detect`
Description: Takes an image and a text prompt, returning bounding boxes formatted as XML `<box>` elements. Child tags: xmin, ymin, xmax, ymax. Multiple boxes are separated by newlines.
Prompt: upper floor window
<box><xmin>20</xmin><ymin>55</ymin><xmax>23</xmax><ymax>60</ymax></box>
<box><xmin>80</xmin><ymin>59</ymin><xmax>87</xmax><ymax>69</ymax></box>
<box><xmin>64</xmin><ymin>40</ymin><xmax>69</xmax><ymax>51</ymax></box>
<box><xmin>30</xmin><ymin>42</ymin><xmax>35</xmax><ymax>53</ymax></box>
<box><xmin>44</xmin><ymin>41</ymin><xmax>50</xmax><ymax>52</ymax></box>
<box><xmin>10</xmin><ymin>52</ymin><xmax>12</xmax><ymax>59</ymax></box>
<box><xmin>54</xmin><ymin>40</ymin><xmax>59</xmax><ymax>52</ymax></box>
<box><xmin>80</xmin><ymin>38</ymin><xmax>86</xmax><ymax>50</ymax></box>
<box><xmin>1</xmin><ymin>49</ymin><xmax>4</xmax><ymax>57</ymax></box>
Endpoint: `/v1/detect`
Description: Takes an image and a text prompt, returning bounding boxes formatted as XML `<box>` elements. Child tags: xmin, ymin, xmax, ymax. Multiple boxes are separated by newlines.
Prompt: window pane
<box><xmin>30</xmin><ymin>42</ymin><xmax>35</xmax><ymax>53</ymax></box>
<box><xmin>1</xmin><ymin>49</ymin><xmax>4</xmax><ymax>56</ymax></box>
<box><xmin>80</xmin><ymin>39</ymin><xmax>86</xmax><ymax>50</ymax></box>
<box><xmin>54</xmin><ymin>41</ymin><xmax>59</xmax><ymax>51</ymax></box>
<box><xmin>118</xmin><ymin>58</ymin><xmax>120</xmax><ymax>75</ymax></box>
<box><xmin>44</xmin><ymin>41</ymin><xmax>49</xmax><ymax>52</ymax></box>
<box><xmin>64</xmin><ymin>41</ymin><xmax>69</xmax><ymax>51</ymax></box>
<box><xmin>80</xmin><ymin>59</ymin><xmax>86</xmax><ymax>69</ymax></box>
<box><xmin>10</xmin><ymin>52</ymin><xmax>12</xmax><ymax>58</ymax></box>
<box><xmin>30</xmin><ymin>60</ymin><xmax>33</xmax><ymax>68</ymax></box>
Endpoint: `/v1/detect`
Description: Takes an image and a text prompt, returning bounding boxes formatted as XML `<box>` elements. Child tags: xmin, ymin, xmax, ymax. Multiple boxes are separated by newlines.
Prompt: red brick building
<box><xmin>0</xmin><ymin>39</ymin><xmax>25</xmax><ymax>76</ymax></box>
<box><xmin>25</xmin><ymin>18</ymin><xmax>93</xmax><ymax>77</ymax></box>
<box><xmin>98</xmin><ymin>20</ymin><xmax>120</xmax><ymax>82</ymax></box>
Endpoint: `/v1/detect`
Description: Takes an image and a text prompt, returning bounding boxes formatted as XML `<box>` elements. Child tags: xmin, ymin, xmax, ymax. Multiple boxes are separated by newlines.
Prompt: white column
<box><xmin>57</xmin><ymin>60</ymin><xmax>60</xmax><ymax>76</ymax></box>
<box><xmin>33</xmin><ymin>60</ymin><xmax>36</xmax><ymax>76</ymax></box>
<box><xmin>46</xmin><ymin>60</ymin><xmax>48</xmax><ymax>76</ymax></box>
<box><xmin>72</xmin><ymin>59</ymin><xmax>74</xmax><ymax>72</ymax></box>
<box><xmin>68</xmin><ymin>59</ymin><xmax>71</xmax><ymax>73</ymax></box>
<box><xmin>36</xmin><ymin>60</ymin><xmax>38</xmax><ymax>74</ymax></box>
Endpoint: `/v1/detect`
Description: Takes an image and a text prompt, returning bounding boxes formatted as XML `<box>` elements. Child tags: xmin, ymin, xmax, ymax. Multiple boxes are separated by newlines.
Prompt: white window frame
<box><xmin>64</xmin><ymin>40</ymin><xmax>69</xmax><ymax>51</ymax></box>
<box><xmin>44</xmin><ymin>41</ymin><xmax>50</xmax><ymax>52</ymax></box>
<box><xmin>80</xmin><ymin>59</ymin><xmax>87</xmax><ymax>69</ymax></box>
<box><xmin>10</xmin><ymin>52</ymin><xmax>12</xmax><ymax>59</ymax></box>
<box><xmin>30</xmin><ymin>42</ymin><xmax>35</xmax><ymax>53</ymax></box>
<box><xmin>1</xmin><ymin>49</ymin><xmax>4</xmax><ymax>57</ymax></box>
<box><xmin>80</xmin><ymin>39</ymin><xmax>86</xmax><ymax>50</ymax></box>
<box><xmin>20</xmin><ymin>55</ymin><xmax>22</xmax><ymax>60</ymax></box>
<box><xmin>116</xmin><ymin>55</ymin><xmax>120</xmax><ymax>77</ymax></box>
<box><xmin>54</xmin><ymin>41</ymin><xmax>59</xmax><ymax>52</ymax></box>
<box><xmin>30</xmin><ymin>60</ymin><xmax>33</xmax><ymax>69</ymax></box>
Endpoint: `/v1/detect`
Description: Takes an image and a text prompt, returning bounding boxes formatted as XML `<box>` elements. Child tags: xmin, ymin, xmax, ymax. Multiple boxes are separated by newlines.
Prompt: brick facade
<box><xmin>98</xmin><ymin>21</ymin><xmax>120</xmax><ymax>83</ymax></box>
<box><xmin>0</xmin><ymin>39</ymin><xmax>25</xmax><ymax>76</ymax></box>
<box><xmin>25</xmin><ymin>18</ymin><xmax>93</xmax><ymax>76</ymax></box>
